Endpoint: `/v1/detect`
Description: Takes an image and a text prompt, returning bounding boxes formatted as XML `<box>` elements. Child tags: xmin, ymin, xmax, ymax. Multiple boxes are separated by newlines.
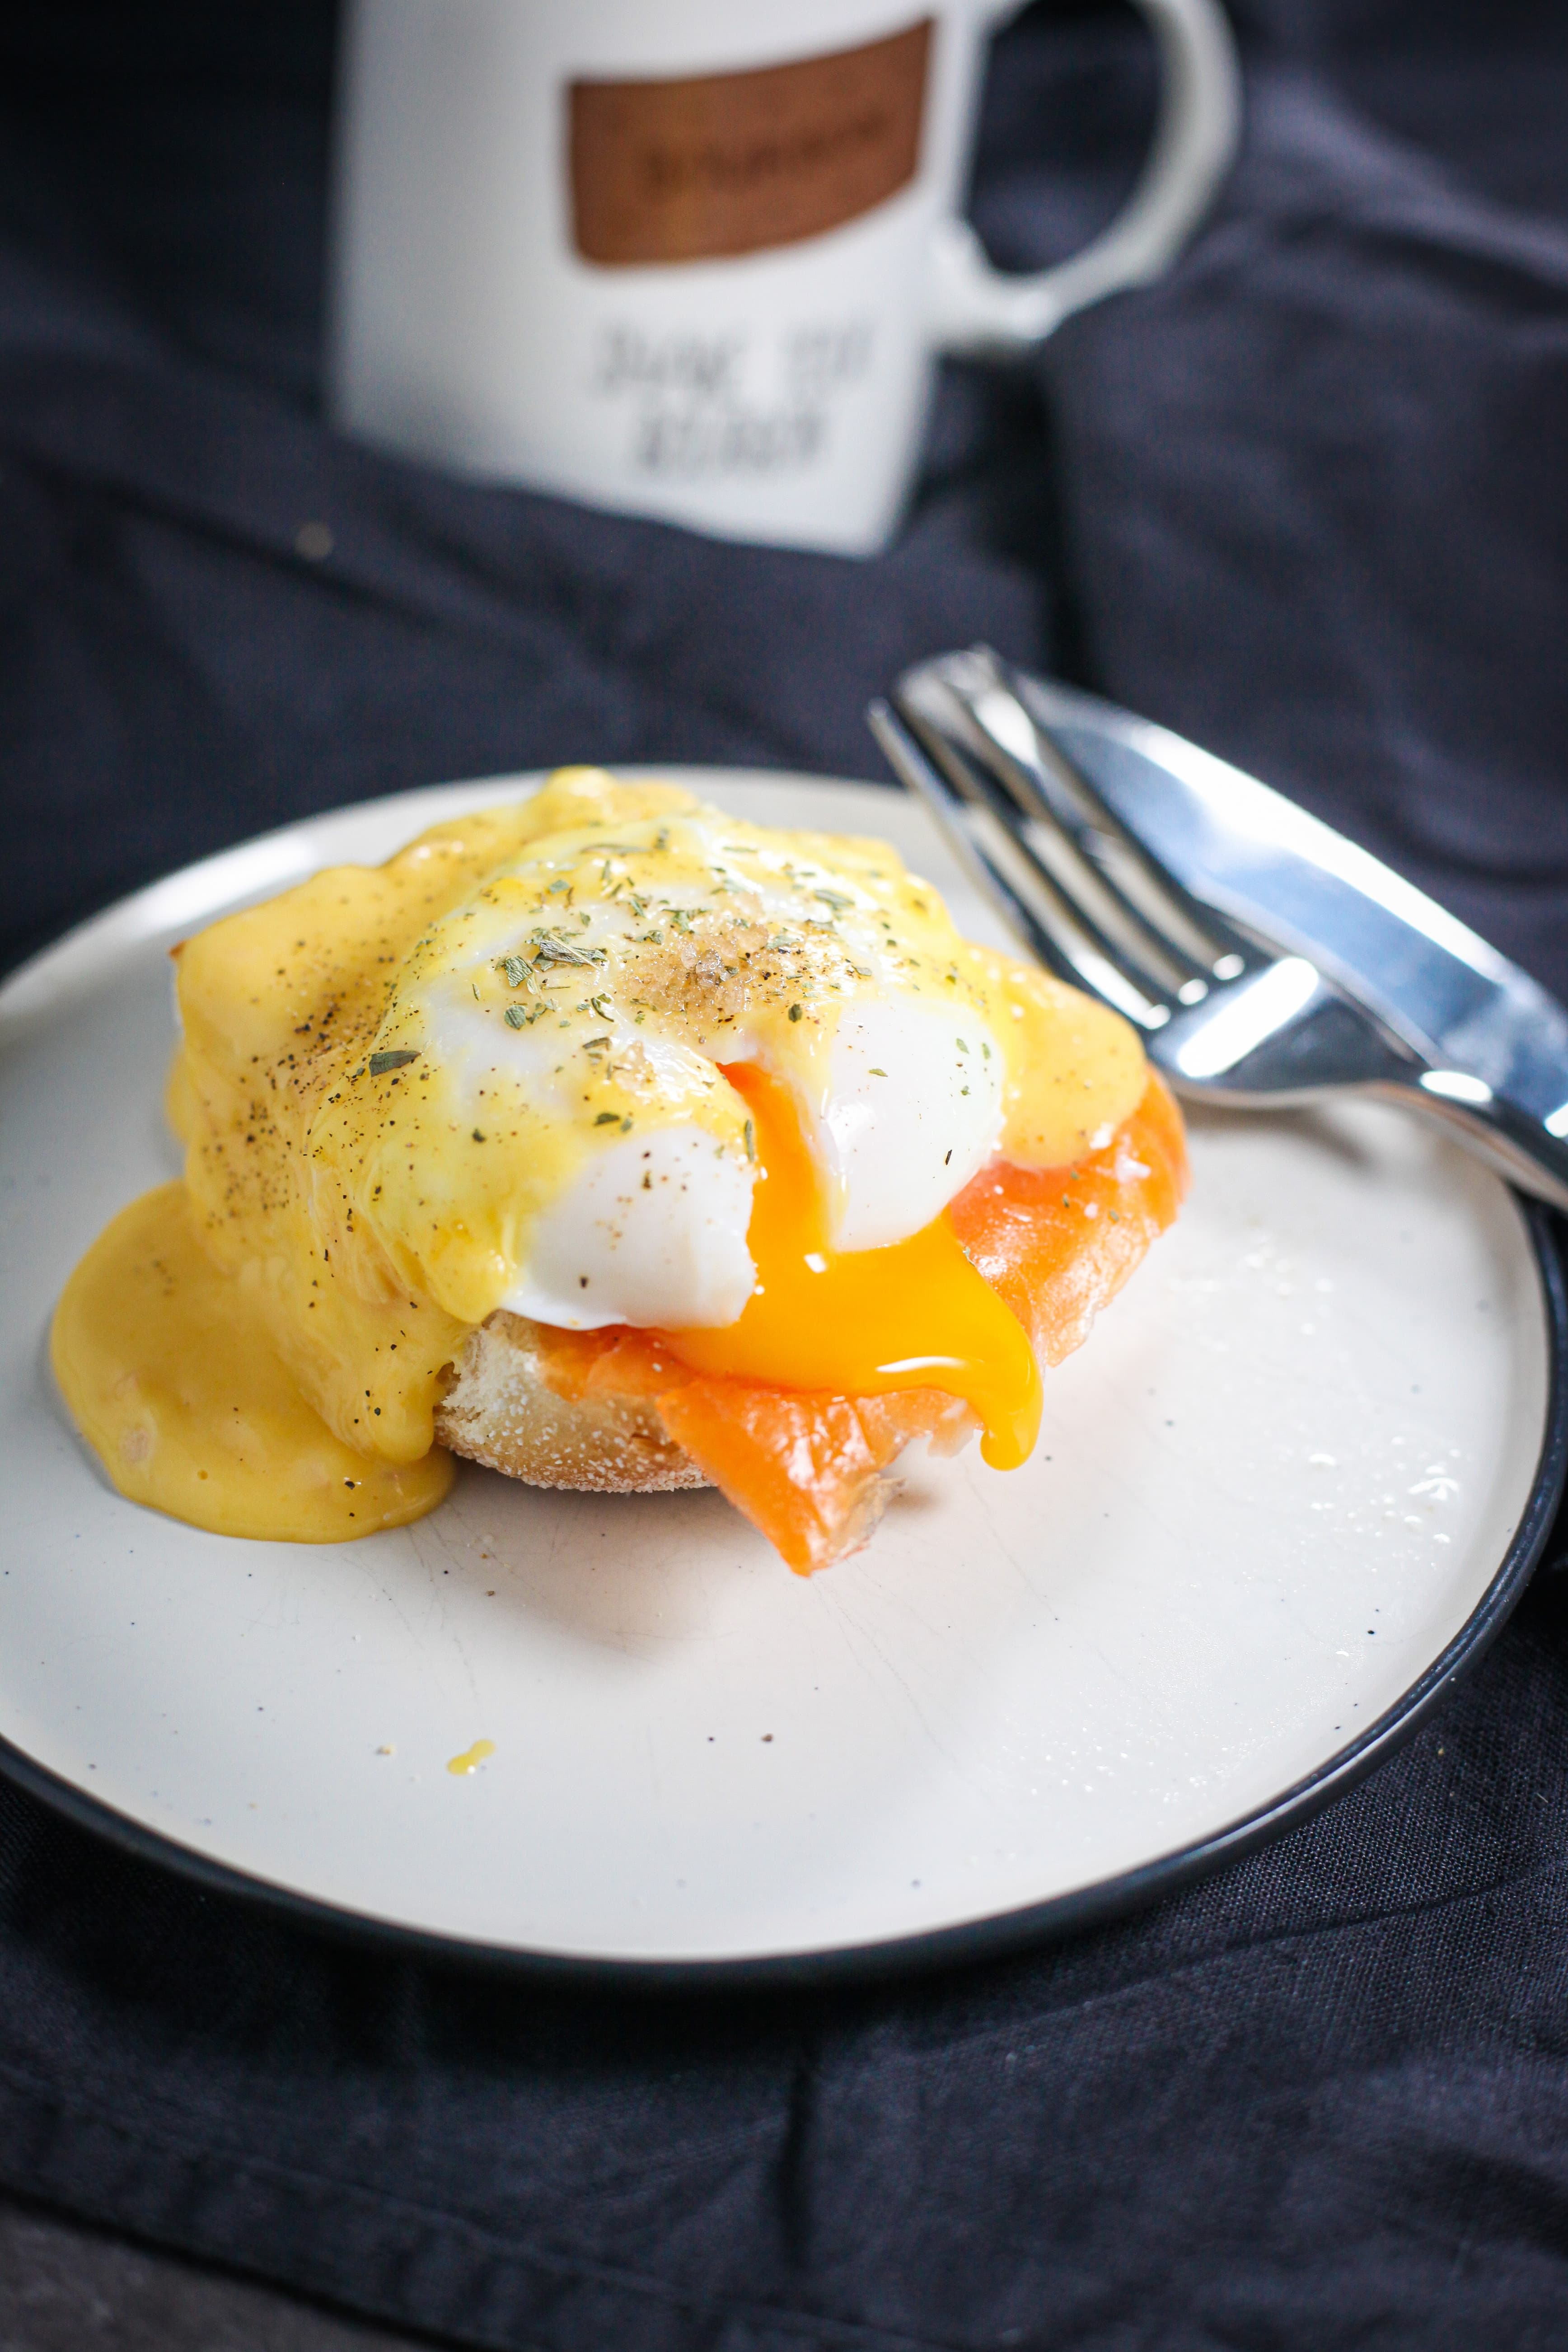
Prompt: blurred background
<box><xmin>4</xmin><ymin>0</ymin><xmax>1565</xmax><ymax>986</ymax></box>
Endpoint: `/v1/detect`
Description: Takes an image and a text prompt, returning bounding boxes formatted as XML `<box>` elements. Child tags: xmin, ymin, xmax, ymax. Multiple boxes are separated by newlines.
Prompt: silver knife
<box><xmin>875</xmin><ymin>649</ymin><xmax>1568</xmax><ymax>1206</ymax></box>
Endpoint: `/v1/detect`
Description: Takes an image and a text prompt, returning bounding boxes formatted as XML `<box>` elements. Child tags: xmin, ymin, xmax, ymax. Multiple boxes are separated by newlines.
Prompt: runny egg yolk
<box><xmin>658</xmin><ymin>1067</ymin><xmax>1043</xmax><ymax>1471</ymax></box>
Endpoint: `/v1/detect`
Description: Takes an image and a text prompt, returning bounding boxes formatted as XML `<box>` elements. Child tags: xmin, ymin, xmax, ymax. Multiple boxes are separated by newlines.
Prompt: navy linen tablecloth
<box><xmin>5</xmin><ymin>4</ymin><xmax>1568</xmax><ymax>2345</ymax></box>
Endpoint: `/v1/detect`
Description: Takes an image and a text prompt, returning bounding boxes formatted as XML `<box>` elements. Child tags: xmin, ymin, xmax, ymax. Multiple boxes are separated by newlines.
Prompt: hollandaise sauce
<box><xmin>51</xmin><ymin>1183</ymin><xmax>453</xmax><ymax>1541</ymax></box>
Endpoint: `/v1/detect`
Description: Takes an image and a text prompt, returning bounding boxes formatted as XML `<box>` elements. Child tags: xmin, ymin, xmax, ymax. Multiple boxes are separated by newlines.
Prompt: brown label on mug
<box><xmin>569</xmin><ymin>19</ymin><xmax>934</xmax><ymax>268</ymax></box>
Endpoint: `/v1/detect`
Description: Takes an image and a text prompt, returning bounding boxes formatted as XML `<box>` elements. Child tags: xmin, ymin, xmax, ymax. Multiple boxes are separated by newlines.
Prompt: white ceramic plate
<box><xmin>1</xmin><ymin>772</ymin><xmax>1563</xmax><ymax>1981</ymax></box>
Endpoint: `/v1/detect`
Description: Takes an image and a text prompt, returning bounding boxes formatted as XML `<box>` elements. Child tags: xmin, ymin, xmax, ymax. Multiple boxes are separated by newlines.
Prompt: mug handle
<box><xmin>930</xmin><ymin>0</ymin><xmax>1242</xmax><ymax>355</ymax></box>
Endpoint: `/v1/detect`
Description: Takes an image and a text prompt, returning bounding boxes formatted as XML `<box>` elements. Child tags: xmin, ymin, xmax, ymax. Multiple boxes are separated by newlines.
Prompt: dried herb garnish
<box><xmin>594</xmin><ymin>1111</ymin><xmax>618</xmax><ymax>1126</ymax></box>
<box><xmin>368</xmin><ymin>1049</ymin><xmax>420</xmax><ymax>1076</ymax></box>
<box><xmin>528</xmin><ymin>932</ymin><xmax>606</xmax><ymax>969</ymax></box>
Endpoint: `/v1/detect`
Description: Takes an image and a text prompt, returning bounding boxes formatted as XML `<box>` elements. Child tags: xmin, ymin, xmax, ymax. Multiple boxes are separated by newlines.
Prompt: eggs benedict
<box><xmin>51</xmin><ymin>770</ymin><xmax>1187</xmax><ymax>1571</ymax></box>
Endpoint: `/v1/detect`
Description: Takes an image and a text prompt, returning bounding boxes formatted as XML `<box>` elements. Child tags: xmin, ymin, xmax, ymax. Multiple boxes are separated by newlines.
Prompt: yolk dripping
<box><xmin>660</xmin><ymin>1067</ymin><xmax>1042</xmax><ymax>1470</ymax></box>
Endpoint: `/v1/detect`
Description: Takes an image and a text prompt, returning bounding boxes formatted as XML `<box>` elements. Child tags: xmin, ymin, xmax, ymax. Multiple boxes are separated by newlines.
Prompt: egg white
<box><xmin>502</xmin><ymin>1125</ymin><xmax>756</xmax><ymax>1331</ymax></box>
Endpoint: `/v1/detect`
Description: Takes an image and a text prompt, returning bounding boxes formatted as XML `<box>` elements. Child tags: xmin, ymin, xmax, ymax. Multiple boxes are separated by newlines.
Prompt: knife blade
<box><xmin>972</xmin><ymin>664</ymin><xmax>1568</xmax><ymax>1139</ymax></box>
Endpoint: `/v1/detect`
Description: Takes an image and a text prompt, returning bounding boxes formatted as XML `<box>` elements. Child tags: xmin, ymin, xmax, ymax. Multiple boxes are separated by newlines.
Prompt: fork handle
<box><xmin>1370</xmin><ymin>1077</ymin><xmax>1568</xmax><ymax>1218</ymax></box>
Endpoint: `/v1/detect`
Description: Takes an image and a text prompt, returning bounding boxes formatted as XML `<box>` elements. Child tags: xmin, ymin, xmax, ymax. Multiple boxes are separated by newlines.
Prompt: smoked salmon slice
<box><xmin>948</xmin><ymin>1072</ymin><xmax>1188</xmax><ymax>1368</ymax></box>
<box><xmin>529</xmin><ymin>1075</ymin><xmax>1187</xmax><ymax>1573</ymax></box>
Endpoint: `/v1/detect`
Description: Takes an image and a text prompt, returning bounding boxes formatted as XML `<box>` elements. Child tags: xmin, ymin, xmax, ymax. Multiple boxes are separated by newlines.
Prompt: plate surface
<box><xmin>1</xmin><ymin>771</ymin><xmax>1562</xmax><ymax>1978</ymax></box>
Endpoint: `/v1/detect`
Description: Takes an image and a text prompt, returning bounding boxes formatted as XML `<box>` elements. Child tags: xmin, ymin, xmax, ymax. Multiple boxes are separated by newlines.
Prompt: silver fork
<box><xmin>868</xmin><ymin>645</ymin><xmax>1568</xmax><ymax>1214</ymax></box>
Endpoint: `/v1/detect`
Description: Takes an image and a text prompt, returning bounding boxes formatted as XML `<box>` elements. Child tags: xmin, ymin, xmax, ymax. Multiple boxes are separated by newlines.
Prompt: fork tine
<box><xmin>914</xmin><ymin>649</ymin><xmax>1256</xmax><ymax>992</ymax></box>
<box><xmin>894</xmin><ymin>666</ymin><xmax>1208</xmax><ymax>1001</ymax></box>
<box><xmin>866</xmin><ymin>703</ymin><xmax>1177</xmax><ymax>1031</ymax></box>
<box><xmin>884</xmin><ymin>671</ymin><xmax>1220</xmax><ymax>1014</ymax></box>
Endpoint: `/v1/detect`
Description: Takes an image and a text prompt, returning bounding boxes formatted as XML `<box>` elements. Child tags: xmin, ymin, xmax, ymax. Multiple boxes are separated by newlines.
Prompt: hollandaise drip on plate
<box><xmin>51</xmin><ymin>769</ymin><xmax>1184</xmax><ymax>1569</ymax></box>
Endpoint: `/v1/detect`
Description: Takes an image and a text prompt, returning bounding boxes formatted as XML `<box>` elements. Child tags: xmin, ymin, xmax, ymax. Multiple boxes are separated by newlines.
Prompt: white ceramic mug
<box><xmin>328</xmin><ymin>0</ymin><xmax>1240</xmax><ymax>556</ymax></box>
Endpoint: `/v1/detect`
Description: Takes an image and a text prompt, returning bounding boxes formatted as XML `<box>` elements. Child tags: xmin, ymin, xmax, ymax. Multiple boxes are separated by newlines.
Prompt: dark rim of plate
<box><xmin>3</xmin><ymin>1200</ymin><xmax>1565</xmax><ymax>1993</ymax></box>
